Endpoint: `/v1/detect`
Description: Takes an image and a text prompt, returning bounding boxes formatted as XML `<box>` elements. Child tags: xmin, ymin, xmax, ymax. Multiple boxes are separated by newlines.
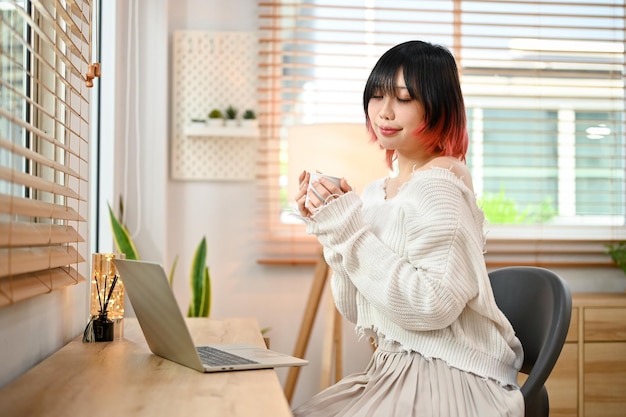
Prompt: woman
<box><xmin>293</xmin><ymin>40</ymin><xmax>524</xmax><ymax>417</ymax></box>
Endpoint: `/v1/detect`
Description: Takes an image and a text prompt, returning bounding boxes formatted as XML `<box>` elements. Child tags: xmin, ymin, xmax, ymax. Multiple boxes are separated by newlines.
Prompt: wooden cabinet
<box><xmin>549</xmin><ymin>343</ymin><xmax>578</xmax><ymax>416</ymax></box>
<box><xmin>544</xmin><ymin>293</ymin><xmax>626</xmax><ymax>417</ymax></box>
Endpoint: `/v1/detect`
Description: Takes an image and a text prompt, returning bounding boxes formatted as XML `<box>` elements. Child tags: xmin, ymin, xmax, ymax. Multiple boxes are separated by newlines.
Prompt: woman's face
<box><xmin>367</xmin><ymin>68</ymin><xmax>426</xmax><ymax>155</ymax></box>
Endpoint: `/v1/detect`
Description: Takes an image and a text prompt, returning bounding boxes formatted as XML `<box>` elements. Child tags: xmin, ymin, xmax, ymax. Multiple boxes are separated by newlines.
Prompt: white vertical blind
<box><xmin>0</xmin><ymin>0</ymin><xmax>92</xmax><ymax>306</ymax></box>
<box><xmin>256</xmin><ymin>0</ymin><xmax>626</xmax><ymax>266</ymax></box>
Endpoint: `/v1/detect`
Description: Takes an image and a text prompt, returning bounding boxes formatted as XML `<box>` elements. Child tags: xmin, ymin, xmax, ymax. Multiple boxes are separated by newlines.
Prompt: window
<box><xmin>0</xmin><ymin>0</ymin><xmax>92</xmax><ymax>306</ymax></box>
<box><xmin>256</xmin><ymin>0</ymin><xmax>626</xmax><ymax>266</ymax></box>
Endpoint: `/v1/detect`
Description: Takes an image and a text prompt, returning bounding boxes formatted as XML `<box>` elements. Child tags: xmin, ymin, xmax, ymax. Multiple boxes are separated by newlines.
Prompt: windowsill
<box><xmin>257</xmin><ymin>224</ymin><xmax>624</xmax><ymax>268</ymax></box>
<box><xmin>257</xmin><ymin>258</ymin><xmax>617</xmax><ymax>268</ymax></box>
<box><xmin>485</xmin><ymin>224</ymin><xmax>626</xmax><ymax>241</ymax></box>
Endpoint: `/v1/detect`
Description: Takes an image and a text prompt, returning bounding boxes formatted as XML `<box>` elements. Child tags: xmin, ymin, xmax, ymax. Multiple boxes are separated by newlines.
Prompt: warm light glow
<box><xmin>90</xmin><ymin>253</ymin><xmax>125</xmax><ymax>320</ymax></box>
<box><xmin>286</xmin><ymin>123</ymin><xmax>391</xmax><ymax>211</ymax></box>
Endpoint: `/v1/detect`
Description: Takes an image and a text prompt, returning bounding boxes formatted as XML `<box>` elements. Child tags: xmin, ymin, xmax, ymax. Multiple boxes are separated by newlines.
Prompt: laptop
<box><xmin>114</xmin><ymin>258</ymin><xmax>308</xmax><ymax>373</ymax></box>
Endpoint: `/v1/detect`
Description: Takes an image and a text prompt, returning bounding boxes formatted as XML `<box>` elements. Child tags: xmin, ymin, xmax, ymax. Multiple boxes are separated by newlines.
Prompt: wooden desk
<box><xmin>0</xmin><ymin>318</ymin><xmax>293</xmax><ymax>417</ymax></box>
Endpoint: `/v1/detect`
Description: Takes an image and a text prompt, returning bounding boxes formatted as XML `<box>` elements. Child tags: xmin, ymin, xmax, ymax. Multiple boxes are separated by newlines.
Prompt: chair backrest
<box><xmin>488</xmin><ymin>266</ymin><xmax>572</xmax><ymax>413</ymax></box>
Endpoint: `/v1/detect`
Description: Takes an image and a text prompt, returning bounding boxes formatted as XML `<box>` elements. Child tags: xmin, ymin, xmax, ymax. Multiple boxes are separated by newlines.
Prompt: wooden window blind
<box><xmin>0</xmin><ymin>0</ymin><xmax>92</xmax><ymax>307</ymax></box>
<box><xmin>256</xmin><ymin>1</ymin><xmax>626</xmax><ymax>266</ymax></box>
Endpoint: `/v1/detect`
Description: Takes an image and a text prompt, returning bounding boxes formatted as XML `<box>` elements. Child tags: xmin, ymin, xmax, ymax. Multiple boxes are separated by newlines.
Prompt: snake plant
<box><xmin>108</xmin><ymin>201</ymin><xmax>211</xmax><ymax>317</ymax></box>
<box><xmin>107</xmin><ymin>203</ymin><xmax>139</xmax><ymax>260</ymax></box>
<box><xmin>187</xmin><ymin>236</ymin><xmax>211</xmax><ymax>317</ymax></box>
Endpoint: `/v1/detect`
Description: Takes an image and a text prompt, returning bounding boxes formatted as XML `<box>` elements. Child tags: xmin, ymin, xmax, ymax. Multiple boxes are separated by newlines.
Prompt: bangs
<box><xmin>363</xmin><ymin>52</ymin><xmax>419</xmax><ymax>107</ymax></box>
<box><xmin>367</xmin><ymin>66</ymin><xmax>400</xmax><ymax>97</ymax></box>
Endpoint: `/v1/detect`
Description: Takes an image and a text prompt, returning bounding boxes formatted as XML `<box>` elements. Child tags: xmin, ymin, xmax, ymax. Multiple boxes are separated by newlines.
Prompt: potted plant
<box><xmin>190</xmin><ymin>117</ymin><xmax>206</xmax><ymax>127</ymax></box>
<box><xmin>225</xmin><ymin>105</ymin><xmax>238</xmax><ymax>127</ymax></box>
<box><xmin>606</xmin><ymin>241</ymin><xmax>626</xmax><ymax>275</ymax></box>
<box><xmin>241</xmin><ymin>109</ymin><xmax>258</xmax><ymax>129</ymax></box>
<box><xmin>207</xmin><ymin>108</ymin><xmax>224</xmax><ymax>127</ymax></box>
<box><xmin>108</xmin><ymin>202</ymin><xmax>211</xmax><ymax>317</ymax></box>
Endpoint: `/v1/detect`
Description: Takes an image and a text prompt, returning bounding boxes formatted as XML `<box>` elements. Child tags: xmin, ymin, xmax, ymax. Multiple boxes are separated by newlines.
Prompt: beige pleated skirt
<box><xmin>292</xmin><ymin>343</ymin><xmax>524</xmax><ymax>417</ymax></box>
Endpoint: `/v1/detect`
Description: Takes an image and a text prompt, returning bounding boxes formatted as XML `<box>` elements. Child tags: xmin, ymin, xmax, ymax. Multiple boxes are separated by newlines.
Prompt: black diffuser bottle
<box><xmin>93</xmin><ymin>312</ymin><xmax>114</xmax><ymax>342</ymax></box>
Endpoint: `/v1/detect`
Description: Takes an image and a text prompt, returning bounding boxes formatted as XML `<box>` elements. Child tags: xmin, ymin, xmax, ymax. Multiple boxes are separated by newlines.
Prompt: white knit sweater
<box><xmin>304</xmin><ymin>167</ymin><xmax>523</xmax><ymax>387</ymax></box>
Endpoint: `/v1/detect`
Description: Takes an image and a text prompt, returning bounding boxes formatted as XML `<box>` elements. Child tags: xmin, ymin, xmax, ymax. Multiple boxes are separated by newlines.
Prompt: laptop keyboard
<box><xmin>196</xmin><ymin>346</ymin><xmax>259</xmax><ymax>366</ymax></box>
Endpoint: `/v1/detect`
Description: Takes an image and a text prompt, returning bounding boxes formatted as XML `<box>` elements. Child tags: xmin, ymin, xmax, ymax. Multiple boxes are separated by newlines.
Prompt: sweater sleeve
<box><xmin>324</xmin><ymin>246</ymin><xmax>359</xmax><ymax>324</ymax></box>
<box><xmin>306</xmin><ymin>174</ymin><xmax>483</xmax><ymax>331</ymax></box>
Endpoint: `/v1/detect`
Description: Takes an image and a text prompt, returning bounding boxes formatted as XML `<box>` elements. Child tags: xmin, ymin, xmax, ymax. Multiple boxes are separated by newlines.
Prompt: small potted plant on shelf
<box><xmin>242</xmin><ymin>109</ymin><xmax>258</xmax><ymax>129</ymax></box>
<box><xmin>190</xmin><ymin>117</ymin><xmax>206</xmax><ymax>127</ymax></box>
<box><xmin>207</xmin><ymin>108</ymin><xmax>224</xmax><ymax>127</ymax></box>
<box><xmin>225</xmin><ymin>105</ymin><xmax>238</xmax><ymax>127</ymax></box>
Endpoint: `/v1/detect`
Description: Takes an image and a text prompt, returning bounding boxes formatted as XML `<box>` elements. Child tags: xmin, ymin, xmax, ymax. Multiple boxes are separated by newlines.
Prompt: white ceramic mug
<box><xmin>306</xmin><ymin>172</ymin><xmax>342</xmax><ymax>205</ymax></box>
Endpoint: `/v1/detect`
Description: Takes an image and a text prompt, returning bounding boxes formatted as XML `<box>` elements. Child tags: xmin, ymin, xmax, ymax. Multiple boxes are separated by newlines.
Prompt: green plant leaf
<box><xmin>478</xmin><ymin>188</ymin><xmax>556</xmax><ymax>225</ymax></box>
<box><xmin>188</xmin><ymin>236</ymin><xmax>211</xmax><ymax>317</ymax></box>
<box><xmin>208</xmin><ymin>109</ymin><xmax>223</xmax><ymax>119</ymax></box>
<box><xmin>107</xmin><ymin>202</ymin><xmax>140</xmax><ymax>260</ymax></box>
<box><xmin>169</xmin><ymin>254</ymin><xmax>179</xmax><ymax>286</ymax></box>
<box><xmin>199</xmin><ymin>266</ymin><xmax>211</xmax><ymax>317</ymax></box>
<box><xmin>225</xmin><ymin>105</ymin><xmax>237</xmax><ymax>119</ymax></box>
<box><xmin>606</xmin><ymin>242</ymin><xmax>626</xmax><ymax>275</ymax></box>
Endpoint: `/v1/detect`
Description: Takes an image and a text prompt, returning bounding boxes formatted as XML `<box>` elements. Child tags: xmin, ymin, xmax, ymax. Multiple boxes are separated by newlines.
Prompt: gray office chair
<box><xmin>488</xmin><ymin>266</ymin><xmax>572</xmax><ymax>417</ymax></box>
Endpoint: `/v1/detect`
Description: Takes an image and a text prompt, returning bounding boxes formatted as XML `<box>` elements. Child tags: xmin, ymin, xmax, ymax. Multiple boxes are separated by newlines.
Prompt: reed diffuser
<box><xmin>83</xmin><ymin>253</ymin><xmax>125</xmax><ymax>342</ymax></box>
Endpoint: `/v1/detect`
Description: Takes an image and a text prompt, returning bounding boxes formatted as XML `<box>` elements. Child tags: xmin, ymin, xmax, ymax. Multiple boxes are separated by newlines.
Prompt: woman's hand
<box><xmin>295</xmin><ymin>170</ymin><xmax>312</xmax><ymax>217</ymax></box>
<box><xmin>295</xmin><ymin>170</ymin><xmax>352</xmax><ymax>217</ymax></box>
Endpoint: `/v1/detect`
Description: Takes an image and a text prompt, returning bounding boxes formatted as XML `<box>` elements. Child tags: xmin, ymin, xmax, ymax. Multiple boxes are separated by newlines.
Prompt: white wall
<box><xmin>1</xmin><ymin>0</ymin><xmax>624</xmax><ymax>411</ymax></box>
<box><xmin>168</xmin><ymin>1</ymin><xmax>374</xmax><ymax>406</ymax></box>
<box><xmin>112</xmin><ymin>0</ymin><xmax>374</xmax><ymax>407</ymax></box>
<box><xmin>0</xmin><ymin>285</ymin><xmax>87</xmax><ymax>388</ymax></box>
